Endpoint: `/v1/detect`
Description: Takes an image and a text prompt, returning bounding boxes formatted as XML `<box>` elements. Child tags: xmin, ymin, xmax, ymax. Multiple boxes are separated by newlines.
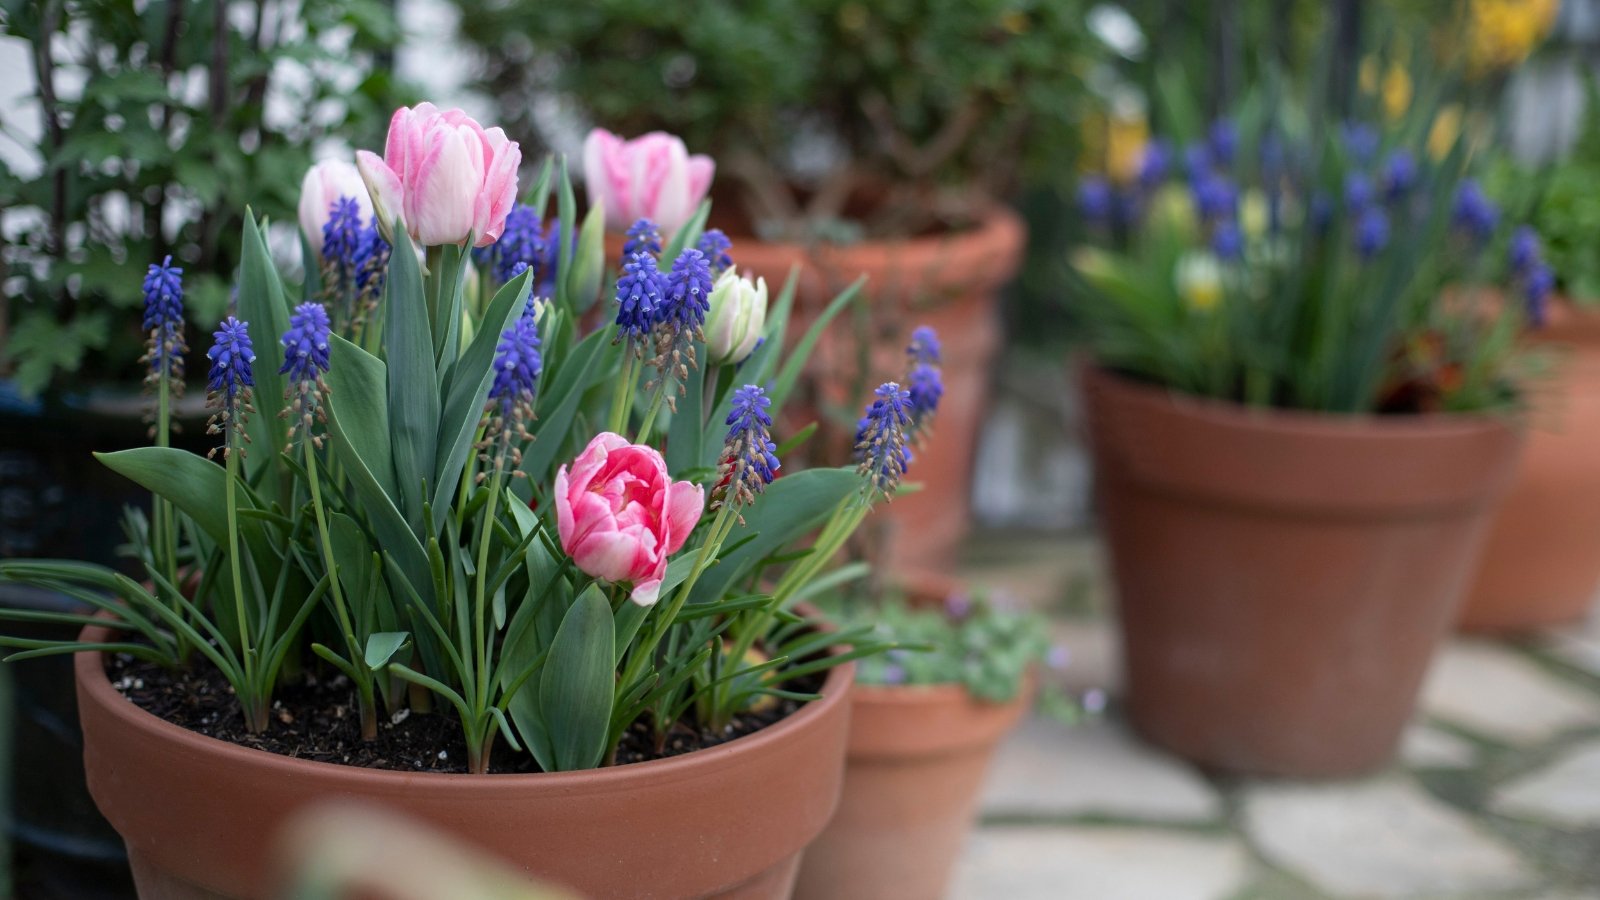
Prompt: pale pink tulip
<box><xmin>583</xmin><ymin>128</ymin><xmax>714</xmax><ymax>235</ymax></box>
<box><xmin>555</xmin><ymin>433</ymin><xmax>704</xmax><ymax>607</ymax></box>
<box><xmin>298</xmin><ymin>159</ymin><xmax>373</xmax><ymax>258</ymax></box>
<box><xmin>356</xmin><ymin>103</ymin><xmax>521</xmax><ymax>249</ymax></box>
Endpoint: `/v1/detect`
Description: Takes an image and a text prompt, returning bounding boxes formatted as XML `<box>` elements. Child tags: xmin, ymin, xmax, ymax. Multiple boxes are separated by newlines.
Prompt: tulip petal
<box><xmin>630</xmin><ymin>578</ymin><xmax>663</xmax><ymax>608</ymax></box>
<box><xmin>356</xmin><ymin>150</ymin><xmax>405</xmax><ymax>244</ymax></box>
<box><xmin>663</xmin><ymin>481</ymin><xmax>705</xmax><ymax>556</ymax></box>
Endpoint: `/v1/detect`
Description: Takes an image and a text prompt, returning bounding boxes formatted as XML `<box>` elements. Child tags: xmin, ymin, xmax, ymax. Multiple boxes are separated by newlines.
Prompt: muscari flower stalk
<box><xmin>1344</xmin><ymin>173</ymin><xmax>1374</xmax><ymax>213</ymax></box>
<box><xmin>1077</xmin><ymin>176</ymin><xmax>1113</xmax><ymax>224</ymax></box>
<box><xmin>479</xmin><ymin>310</ymin><xmax>542</xmax><ymax>481</ymax></box>
<box><xmin>645</xmin><ymin>248</ymin><xmax>713</xmax><ymax>413</ymax></box>
<box><xmin>623</xmin><ymin>218</ymin><xmax>663</xmax><ymax>260</ymax></box>
<box><xmin>322</xmin><ymin>196</ymin><xmax>389</xmax><ymax>339</ymax></box>
<box><xmin>279</xmin><ymin>303</ymin><xmax>333</xmax><ymax>448</ymax></box>
<box><xmin>141</xmin><ymin>256</ymin><xmax>188</xmax><ymax>404</ymax></box>
<box><xmin>206</xmin><ymin>317</ymin><xmax>256</xmax><ymax>460</ymax></box>
<box><xmin>140</xmin><ymin>256</ymin><xmax>188</xmax><ymax>644</ymax></box>
<box><xmin>712</xmin><ymin>385</ymin><xmax>781</xmax><ymax>523</ymax></box>
<box><xmin>1138</xmin><ymin>139</ymin><xmax>1171</xmax><ymax>190</ymax></box>
<box><xmin>1383</xmin><ymin>151</ymin><xmax>1417</xmax><ymax>203</ymax></box>
<box><xmin>1509</xmin><ymin>227</ymin><xmax>1554</xmax><ymax>327</ymax></box>
<box><xmin>697</xmin><ymin>228</ymin><xmax>734</xmax><ymax>274</ymax></box>
<box><xmin>905</xmin><ymin>327</ymin><xmax>944</xmax><ymax>443</ymax></box>
<box><xmin>855</xmin><ymin>382</ymin><xmax>914</xmax><ymax>501</ymax></box>
<box><xmin>206</xmin><ymin>316</ymin><xmax>264</xmax><ymax>730</ymax></box>
<box><xmin>1212</xmin><ymin>221</ymin><xmax>1244</xmax><ymax>261</ymax></box>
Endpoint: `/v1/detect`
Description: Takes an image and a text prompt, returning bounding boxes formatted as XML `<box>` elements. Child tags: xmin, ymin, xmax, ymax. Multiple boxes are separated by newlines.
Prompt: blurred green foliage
<box><xmin>456</xmin><ymin>0</ymin><xmax>1099</xmax><ymax>239</ymax></box>
<box><xmin>0</xmin><ymin>0</ymin><xmax>407</xmax><ymax>397</ymax></box>
<box><xmin>836</xmin><ymin>586</ymin><xmax>1049</xmax><ymax>703</ymax></box>
<box><xmin>1486</xmin><ymin>76</ymin><xmax>1600</xmax><ymax>304</ymax></box>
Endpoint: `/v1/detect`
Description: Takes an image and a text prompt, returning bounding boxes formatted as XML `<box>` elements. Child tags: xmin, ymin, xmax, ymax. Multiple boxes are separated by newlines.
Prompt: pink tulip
<box><xmin>355</xmin><ymin>103</ymin><xmax>521</xmax><ymax>249</ymax></box>
<box><xmin>583</xmin><ymin>128</ymin><xmax>714</xmax><ymax>235</ymax></box>
<box><xmin>555</xmin><ymin>433</ymin><xmax>705</xmax><ymax>607</ymax></box>
<box><xmin>298</xmin><ymin>159</ymin><xmax>373</xmax><ymax>258</ymax></box>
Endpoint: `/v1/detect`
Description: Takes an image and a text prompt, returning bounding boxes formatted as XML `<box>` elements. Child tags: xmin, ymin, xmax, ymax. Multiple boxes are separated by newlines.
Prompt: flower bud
<box><xmin>299</xmin><ymin>160</ymin><xmax>372</xmax><ymax>258</ymax></box>
<box><xmin>705</xmin><ymin>270</ymin><xmax>767</xmax><ymax>365</ymax></box>
<box><xmin>568</xmin><ymin>204</ymin><xmax>607</xmax><ymax>312</ymax></box>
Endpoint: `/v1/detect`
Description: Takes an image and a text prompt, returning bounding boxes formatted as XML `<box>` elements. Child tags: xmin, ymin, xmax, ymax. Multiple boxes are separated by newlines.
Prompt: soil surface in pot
<box><xmin>105</xmin><ymin>652</ymin><xmax>814</xmax><ymax>774</ymax></box>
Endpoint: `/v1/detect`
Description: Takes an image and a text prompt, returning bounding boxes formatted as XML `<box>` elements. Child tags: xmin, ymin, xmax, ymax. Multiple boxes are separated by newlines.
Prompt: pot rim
<box><xmin>1084</xmin><ymin>363</ymin><xmax>1523</xmax><ymax>440</ymax></box>
<box><xmin>74</xmin><ymin>617</ymin><xmax>854</xmax><ymax>789</ymax></box>
<box><xmin>725</xmin><ymin>204</ymin><xmax>1023</xmax><ymax>254</ymax></box>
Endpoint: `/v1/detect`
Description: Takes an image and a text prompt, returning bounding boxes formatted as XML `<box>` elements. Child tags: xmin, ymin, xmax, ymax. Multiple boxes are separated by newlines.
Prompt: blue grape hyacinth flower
<box><xmin>141</xmin><ymin>255</ymin><xmax>187</xmax><ymax>384</ymax></box>
<box><xmin>855</xmin><ymin>382</ymin><xmax>914</xmax><ymax>500</ymax></box>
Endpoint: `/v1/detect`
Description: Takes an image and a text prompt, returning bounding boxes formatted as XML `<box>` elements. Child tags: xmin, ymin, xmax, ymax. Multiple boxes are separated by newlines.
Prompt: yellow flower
<box><xmin>1382</xmin><ymin>65</ymin><xmax>1413</xmax><ymax>121</ymax></box>
<box><xmin>1466</xmin><ymin>0</ymin><xmax>1558</xmax><ymax>72</ymax></box>
<box><xmin>1175</xmin><ymin>251</ymin><xmax>1224</xmax><ymax>313</ymax></box>
<box><xmin>1107</xmin><ymin>109</ymin><xmax>1150</xmax><ymax>186</ymax></box>
<box><xmin>1429</xmin><ymin>104</ymin><xmax>1464</xmax><ymax>160</ymax></box>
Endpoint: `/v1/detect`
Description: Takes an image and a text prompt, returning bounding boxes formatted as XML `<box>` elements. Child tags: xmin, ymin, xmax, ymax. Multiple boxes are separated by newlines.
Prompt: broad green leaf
<box><xmin>689</xmin><ymin>467</ymin><xmax>860</xmax><ymax>605</ymax></box>
<box><xmin>326</xmin><ymin>336</ymin><xmax>397</xmax><ymax>500</ymax></box>
<box><xmin>237</xmin><ymin>212</ymin><xmax>293</xmax><ymax>497</ymax></box>
<box><xmin>431</xmin><ymin>270</ymin><xmax>532</xmax><ymax>532</ymax></box>
<box><xmin>665</xmin><ymin>334</ymin><xmax>706</xmax><ymax>476</ymax></box>
<box><xmin>96</xmin><ymin>448</ymin><xmax>232</xmax><ymax>544</ymax></box>
<box><xmin>537</xmin><ymin>585</ymin><xmax>614</xmax><ymax>771</ymax></box>
<box><xmin>363</xmin><ymin>631</ymin><xmax>410</xmax><ymax>669</ymax></box>
<box><xmin>382</xmin><ymin>230</ymin><xmax>440</xmax><ymax>538</ymax></box>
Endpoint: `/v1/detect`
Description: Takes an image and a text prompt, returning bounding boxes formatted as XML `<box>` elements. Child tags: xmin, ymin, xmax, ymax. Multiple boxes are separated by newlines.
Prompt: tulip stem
<box><xmin>635</xmin><ymin>382</ymin><xmax>668</xmax><ymax>445</ymax></box>
<box><xmin>608</xmin><ymin>354</ymin><xmax>639</xmax><ymax>435</ymax></box>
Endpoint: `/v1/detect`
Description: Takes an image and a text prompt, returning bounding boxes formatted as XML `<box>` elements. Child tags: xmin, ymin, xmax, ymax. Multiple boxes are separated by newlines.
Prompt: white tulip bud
<box><xmin>705</xmin><ymin>270</ymin><xmax>767</xmax><ymax>365</ymax></box>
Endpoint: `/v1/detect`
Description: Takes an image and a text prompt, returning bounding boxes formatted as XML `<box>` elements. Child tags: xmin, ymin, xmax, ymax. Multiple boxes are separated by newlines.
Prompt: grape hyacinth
<box><xmin>1509</xmin><ymin>227</ymin><xmax>1554</xmax><ymax>328</ymax></box>
<box><xmin>1077</xmin><ymin>176</ymin><xmax>1113</xmax><ymax>223</ymax></box>
<box><xmin>488</xmin><ymin>204</ymin><xmax>546</xmax><ymax>286</ymax></box>
<box><xmin>614</xmin><ymin>251</ymin><xmax>667</xmax><ymax>354</ymax></box>
<box><xmin>1355</xmin><ymin>207</ymin><xmax>1390</xmax><ymax>259</ymax></box>
<box><xmin>1341</xmin><ymin>122</ymin><xmax>1379</xmax><ymax>164</ymax></box>
<box><xmin>321</xmin><ymin>195</ymin><xmax>389</xmax><ymax>334</ymax></box>
<box><xmin>279</xmin><ymin>303</ymin><xmax>332</xmax><ymax>447</ymax></box>
<box><xmin>905</xmin><ymin>326</ymin><xmax>944</xmax><ymax>442</ymax></box>
<box><xmin>1208</xmin><ymin>119</ymin><xmax>1237</xmax><ymax>166</ymax></box>
<box><xmin>647</xmin><ymin>248</ymin><xmax>713</xmax><ymax>408</ymax></box>
<box><xmin>713</xmin><ymin>384</ymin><xmax>781</xmax><ymax>520</ymax></box>
<box><xmin>1137</xmin><ymin>139</ymin><xmax>1171</xmax><ymax>189</ymax></box>
<box><xmin>622</xmin><ymin>218</ymin><xmax>663</xmax><ymax>260</ymax></box>
<box><xmin>1383</xmin><ymin>151</ymin><xmax>1417</xmax><ymax>202</ymax></box>
<box><xmin>141</xmin><ymin>256</ymin><xmax>188</xmax><ymax>389</ymax></box>
<box><xmin>1452</xmin><ymin>180</ymin><xmax>1499</xmax><ymax>245</ymax></box>
<box><xmin>480</xmin><ymin>311</ymin><xmax>542</xmax><ymax>479</ymax></box>
<box><xmin>696</xmin><ymin>228</ymin><xmax>734</xmax><ymax>274</ymax></box>
<box><xmin>1344</xmin><ymin>173</ymin><xmax>1374</xmax><ymax>213</ymax></box>
<box><xmin>1212</xmin><ymin>221</ymin><xmax>1244</xmax><ymax>260</ymax></box>
<box><xmin>205</xmin><ymin>317</ymin><xmax>256</xmax><ymax>458</ymax></box>
<box><xmin>855</xmin><ymin>382</ymin><xmax>913</xmax><ymax>500</ymax></box>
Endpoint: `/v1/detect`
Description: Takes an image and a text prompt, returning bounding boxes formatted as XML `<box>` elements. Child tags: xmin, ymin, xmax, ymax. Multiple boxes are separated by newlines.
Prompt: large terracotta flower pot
<box><xmin>727</xmin><ymin>208</ymin><xmax>1026</xmax><ymax>576</ymax></box>
<box><xmin>1083</xmin><ymin>367</ymin><xmax>1523</xmax><ymax>777</ymax></box>
<box><xmin>74</xmin><ymin>621</ymin><xmax>854</xmax><ymax>900</ymax></box>
<box><xmin>1462</xmin><ymin>301</ymin><xmax>1600</xmax><ymax>631</ymax></box>
<box><xmin>791</xmin><ymin>679</ymin><xmax>1029</xmax><ymax>900</ymax></box>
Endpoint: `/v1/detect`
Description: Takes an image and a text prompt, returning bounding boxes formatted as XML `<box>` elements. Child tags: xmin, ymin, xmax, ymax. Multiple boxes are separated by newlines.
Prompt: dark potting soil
<box><xmin>104</xmin><ymin>652</ymin><xmax>816</xmax><ymax>774</ymax></box>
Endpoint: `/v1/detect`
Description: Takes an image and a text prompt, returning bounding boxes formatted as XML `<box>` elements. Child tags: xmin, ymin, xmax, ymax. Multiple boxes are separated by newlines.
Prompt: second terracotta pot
<box><xmin>1462</xmin><ymin>301</ymin><xmax>1600</xmax><ymax>630</ymax></box>
<box><xmin>728</xmin><ymin>208</ymin><xmax>1026</xmax><ymax>576</ymax></box>
<box><xmin>791</xmin><ymin>679</ymin><xmax>1029</xmax><ymax>900</ymax></box>
<box><xmin>1084</xmin><ymin>367</ymin><xmax>1523</xmax><ymax>777</ymax></box>
<box><xmin>75</xmin><ymin>620</ymin><xmax>854</xmax><ymax>900</ymax></box>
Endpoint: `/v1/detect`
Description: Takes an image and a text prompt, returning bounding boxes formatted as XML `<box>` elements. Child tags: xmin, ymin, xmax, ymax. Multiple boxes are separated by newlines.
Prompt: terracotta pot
<box><xmin>74</xmin><ymin>621</ymin><xmax>855</xmax><ymax>900</ymax></box>
<box><xmin>1462</xmin><ymin>301</ymin><xmax>1600</xmax><ymax>631</ymax></box>
<box><xmin>792</xmin><ymin>573</ymin><xmax>1030</xmax><ymax>900</ymax></box>
<box><xmin>1083</xmin><ymin>367</ymin><xmax>1523</xmax><ymax>777</ymax></box>
<box><xmin>614</xmin><ymin>209</ymin><xmax>1024</xmax><ymax>575</ymax></box>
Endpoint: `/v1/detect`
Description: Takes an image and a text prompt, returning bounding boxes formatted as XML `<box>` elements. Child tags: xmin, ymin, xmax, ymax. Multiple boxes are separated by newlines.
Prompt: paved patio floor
<box><xmin>951</xmin><ymin>531</ymin><xmax>1600</xmax><ymax>900</ymax></box>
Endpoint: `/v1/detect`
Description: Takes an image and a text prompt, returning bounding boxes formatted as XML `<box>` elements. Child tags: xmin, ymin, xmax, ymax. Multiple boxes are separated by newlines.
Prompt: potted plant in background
<box><xmin>1465</xmin><ymin>79</ymin><xmax>1600</xmax><ymax>631</ymax></box>
<box><xmin>0</xmin><ymin>102</ymin><xmax>937</xmax><ymax>900</ymax></box>
<box><xmin>0</xmin><ymin>5</ymin><xmax>404</xmax><ymax>893</ymax></box>
<box><xmin>1069</xmin><ymin>64</ymin><xmax>1543</xmax><ymax>775</ymax></box>
<box><xmin>792</xmin><ymin>567</ymin><xmax>1053</xmax><ymax>900</ymax></box>
<box><xmin>455</xmin><ymin>0</ymin><xmax>1099</xmax><ymax>575</ymax></box>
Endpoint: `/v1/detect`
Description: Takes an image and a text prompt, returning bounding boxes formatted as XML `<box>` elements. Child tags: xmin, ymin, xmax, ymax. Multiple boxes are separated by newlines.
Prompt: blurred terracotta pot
<box><xmin>75</xmin><ymin>620</ymin><xmax>854</xmax><ymax>900</ymax></box>
<box><xmin>1462</xmin><ymin>301</ymin><xmax>1600</xmax><ymax>631</ymax></box>
<box><xmin>727</xmin><ymin>209</ymin><xmax>1025</xmax><ymax>576</ymax></box>
<box><xmin>793</xmin><ymin>574</ymin><xmax>1030</xmax><ymax>900</ymax></box>
<box><xmin>1084</xmin><ymin>367</ymin><xmax>1523</xmax><ymax>777</ymax></box>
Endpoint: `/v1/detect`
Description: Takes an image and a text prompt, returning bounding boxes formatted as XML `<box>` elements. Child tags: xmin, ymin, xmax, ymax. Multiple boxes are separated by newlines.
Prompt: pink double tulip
<box><xmin>298</xmin><ymin>159</ymin><xmax>373</xmax><ymax>258</ymax></box>
<box><xmin>583</xmin><ymin>128</ymin><xmax>714</xmax><ymax>235</ymax></box>
<box><xmin>356</xmin><ymin>103</ymin><xmax>521</xmax><ymax>249</ymax></box>
<box><xmin>555</xmin><ymin>433</ymin><xmax>705</xmax><ymax>607</ymax></box>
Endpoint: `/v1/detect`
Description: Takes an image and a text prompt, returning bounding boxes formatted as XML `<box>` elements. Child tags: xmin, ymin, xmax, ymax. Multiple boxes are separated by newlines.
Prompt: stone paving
<box><xmin>950</xmin><ymin>531</ymin><xmax>1600</xmax><ymax>900</ymax></box>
